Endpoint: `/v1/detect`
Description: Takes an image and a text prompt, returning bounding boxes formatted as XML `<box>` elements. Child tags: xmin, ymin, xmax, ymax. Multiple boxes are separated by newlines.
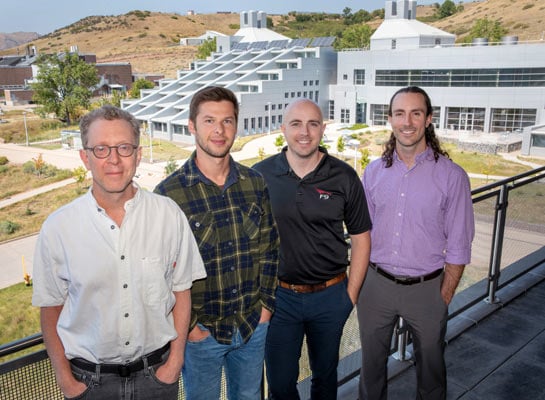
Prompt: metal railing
<box><xmin>1</xmin><ymin>166</ymin><xmax>545</xmax><ymax>399</ymax></box>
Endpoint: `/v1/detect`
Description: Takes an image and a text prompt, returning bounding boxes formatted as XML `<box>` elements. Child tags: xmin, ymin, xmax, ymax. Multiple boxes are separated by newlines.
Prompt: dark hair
<box><xmin>382</xmin><ymin>86</ymin><xmax>449</xmax><ymax>167</ymax></box>
<box><xmin>79</xmin><ymin>105</ymin><xmax>140</xmax><ymax>148</ymax></box>
<box><xmin>189</xmin><ymin>86</ymin><xmax>239</xmax><ymax>124</ymax></box>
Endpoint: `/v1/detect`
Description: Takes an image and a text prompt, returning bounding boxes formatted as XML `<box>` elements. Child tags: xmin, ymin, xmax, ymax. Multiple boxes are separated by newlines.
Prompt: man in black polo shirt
<box><xmin>253</xmin><ymin>98</ymin><xmax>371</xmax><ymax>399</ymax></box>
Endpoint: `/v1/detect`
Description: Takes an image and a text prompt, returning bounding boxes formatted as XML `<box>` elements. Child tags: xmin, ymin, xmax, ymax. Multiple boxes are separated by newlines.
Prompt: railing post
<box><xmin>486</xmin><ymin>184</ymin><xmax>509</xmax><ymax>304</ymax></box>
<box><xmin>392</xmin><ymin>317</ymin><xmax>411</xmax><ymax>361</ymax></box>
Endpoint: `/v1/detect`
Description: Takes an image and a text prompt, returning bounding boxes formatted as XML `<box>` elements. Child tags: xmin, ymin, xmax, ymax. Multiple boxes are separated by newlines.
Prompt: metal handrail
<box><xmin>2</xmin><ymin>166</ymin><xmax>545</xmax><ymax>398</ymax></box>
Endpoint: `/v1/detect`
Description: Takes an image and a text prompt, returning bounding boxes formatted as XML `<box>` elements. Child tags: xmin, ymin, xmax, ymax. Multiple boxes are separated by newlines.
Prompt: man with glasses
<box><xmin>32</xmin><ymin>105</ymin><xmax>206</xmax><ymax>399</ymax></box>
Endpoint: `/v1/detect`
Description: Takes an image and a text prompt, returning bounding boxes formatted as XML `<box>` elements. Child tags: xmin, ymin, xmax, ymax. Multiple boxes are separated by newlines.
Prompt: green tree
<box><xmin>336</xmin><ymin>24</ymin><xmax>373</xmax><ymax>50</ymax></box>
<box><xmin>359</xmin><ymin>148</ymin><xmax>371</xmax><ymax>172</ymax></box>
<box><xmin>337</xmin><ymin>136</ymin><xmax>345</xmax><ymax>155</ymax></box>
<box><xmin>436</xmin><ymin>0</ymin><xmax>457</xmax><ymax>19</ymax></box>
<box><xmin>164</xmin><ymin>157</ymin><xmax>178</xmax><ymax>176</ymax></box>
<box><xmin>130</xmin><ymin>78</ymin><xmax>155</xmax><ymax>99</ymax></box>
<box><xmin>465</xmin><ymin>18</ymin><xmax>508</xmax><ymax>43</ymax></box>
<box><xmin>32</xmin><ymin>52</ymin><xmax>99</xmax><ymax>125</ymax></box>
<box><xmin>274</xmin><ymin>134</ymin><xmax>285</xmax><ymax>152</ymax></box>
<box><xmin>258</xmin><ymin>147</ymin><xmax>266</xmax><ymax>160</ymax></box>
<box><xmin>196</xmin><ymin>37</ymin><xmax>217</xmax><ymax>60</ymax></box>
<box><xmin>73</xmin><ymin>165</ymin><xmax>88</xmax><ymax>194</ymax></box>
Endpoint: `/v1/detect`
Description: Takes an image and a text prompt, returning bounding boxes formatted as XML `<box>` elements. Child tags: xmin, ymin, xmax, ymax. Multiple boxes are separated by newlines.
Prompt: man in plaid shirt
<box><xmin>154</xmin><ymin>86</ymin><xmax>279</xmax><ymax>400</ymax></box>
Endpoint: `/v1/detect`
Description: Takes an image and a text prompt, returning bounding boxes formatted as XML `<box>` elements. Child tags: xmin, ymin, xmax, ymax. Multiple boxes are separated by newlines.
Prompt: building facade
<box><xmin>123</xmin><ymin>2</ymin><xmax>545</xmax><ymax>154</ymax></box>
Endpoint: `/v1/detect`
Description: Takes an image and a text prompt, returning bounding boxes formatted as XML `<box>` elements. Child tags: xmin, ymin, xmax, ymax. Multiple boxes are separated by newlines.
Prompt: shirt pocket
<box><xmin>141</xmin><ymin>256</ymin><xmax>171</xmax><ymax>306</ymax></box>
<box><xmin>187</xmin><ymin>212</ymin><xmax>217</xmax><ymax>254</ymax></box>
<box><xmin>241</xmin><ymin>202</ymin><xmax>263</xmax><ymax>240</ymax></box>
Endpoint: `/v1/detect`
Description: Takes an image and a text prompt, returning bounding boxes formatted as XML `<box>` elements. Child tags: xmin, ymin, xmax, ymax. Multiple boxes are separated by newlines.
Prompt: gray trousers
<box><xmin>357</xmin><ymin>267</ymin><xmax>448</xmax><ymax>400</ymax></box>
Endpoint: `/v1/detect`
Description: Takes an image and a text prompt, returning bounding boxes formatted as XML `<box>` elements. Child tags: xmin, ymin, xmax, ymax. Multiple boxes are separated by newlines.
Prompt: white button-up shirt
<box><xmin>32</xmin><ymin>185</ymin><xmax>206</xmax><ymax>364</ymax></box>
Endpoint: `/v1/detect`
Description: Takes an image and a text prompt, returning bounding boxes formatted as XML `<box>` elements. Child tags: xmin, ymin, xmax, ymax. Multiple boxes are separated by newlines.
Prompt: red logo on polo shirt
<box><xmin>316</xmin><ymin>188</ymin><xmax>332</xmax><ymax>200</ymax></box>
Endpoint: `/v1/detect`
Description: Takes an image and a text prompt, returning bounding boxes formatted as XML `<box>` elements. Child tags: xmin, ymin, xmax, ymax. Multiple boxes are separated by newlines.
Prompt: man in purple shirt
<box><xmin>357</xmin><ymin>86</ymin><xmax>474</xmax><ymax>400</ymax></box>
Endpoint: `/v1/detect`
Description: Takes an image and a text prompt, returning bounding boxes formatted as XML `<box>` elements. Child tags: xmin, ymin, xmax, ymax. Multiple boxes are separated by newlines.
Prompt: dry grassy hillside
<box><xmin>2</xmin><ymin>0</ymin><xmax>544</xmax><ymax>79</ymax></box>
<box><xmin>9</xmin><ymin>11</ymin><xmax>239</xmax><ymax>78</ymax></box>
<box><xmin>430</xmin><ymin>0</ymin><xmax>545</xmax><ymax>42</ymax></box>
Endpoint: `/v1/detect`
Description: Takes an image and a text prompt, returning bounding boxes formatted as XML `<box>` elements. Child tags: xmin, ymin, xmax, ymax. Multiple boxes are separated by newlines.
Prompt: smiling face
<box><xmin>282</xmin><ymin>99</ymin><xmax>325</xmax><ymax>160</ymax></box>
<box><xmin>79</xmin><ymin>118</ymin><xmax>141</xmax><ymax>205</ymax></box>
<box><xmin>189</xmin><ymin>100</ymin><xmax>237</xmax><ymax>160</ymax></box>
<box><xmin>388</xmin><ymin>91</ymin><xmax>432</xmax><ymax>156</ymax></box>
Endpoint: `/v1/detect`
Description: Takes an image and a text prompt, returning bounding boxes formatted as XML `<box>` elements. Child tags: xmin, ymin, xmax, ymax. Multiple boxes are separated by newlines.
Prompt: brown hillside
<box><xmin>429</xmin><ymin>0</ymin><xmax>545</xmax><ymax>42</ymax></box>
<box><xmin>5</xmin><ymin>11</ymin><xmax>239</xmax><ymax>79</ymax></box>
<box><xmin>2</xmin><ymin>1</ymin><xmax>544</xmax><ymax>79</ymax></box>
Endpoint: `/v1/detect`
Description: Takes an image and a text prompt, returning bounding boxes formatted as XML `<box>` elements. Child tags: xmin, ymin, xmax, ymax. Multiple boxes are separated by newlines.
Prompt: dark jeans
<box><xmin>265</xmin><ymin>279</ymin><xmax>354</xmax><ymax>400</ymax></box>
<box><xmin>67</xmin><ymin>351</ymin><xmax>178</xmax><ymax>400</ymax></box>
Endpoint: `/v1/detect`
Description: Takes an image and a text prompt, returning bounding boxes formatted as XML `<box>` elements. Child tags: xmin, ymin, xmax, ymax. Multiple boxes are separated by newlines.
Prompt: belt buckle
<box><xmin>118</xmin><ymin>365</ymin><xmax>131</xmax><ymax>377</ymax></box>
<box><xmin>289</xmin><ymin>284</ymin><xmax>302</xmax><ymax>293</ymax></box>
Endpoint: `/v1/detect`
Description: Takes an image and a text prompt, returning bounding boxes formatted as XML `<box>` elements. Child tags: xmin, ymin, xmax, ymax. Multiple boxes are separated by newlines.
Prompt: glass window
<box><xmin>491</xmin><ymin>108</ymin><xmax>537</xmax><ymax>133</ymax></box>
<box><xmin>354</xmin><ymin>69</ymin><xmax>365</xmax><ymax>85</ymax></box>
<box><xmin>370</xmin><ymin>104</ymin><xmax>389</xmax><ymax>126</ymax></box>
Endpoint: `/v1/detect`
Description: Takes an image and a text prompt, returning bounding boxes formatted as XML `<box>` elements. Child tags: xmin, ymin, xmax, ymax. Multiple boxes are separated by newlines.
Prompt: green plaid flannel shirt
<box><xmin>154</xmin><ymin>152</ymin><xmax>279</xmax><ymax>344</ymax></box>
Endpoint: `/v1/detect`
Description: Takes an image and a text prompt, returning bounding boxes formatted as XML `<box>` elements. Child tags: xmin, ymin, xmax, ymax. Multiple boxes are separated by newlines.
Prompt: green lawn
<box><xmin>0</xmin><ymin>283</ymin><xmax>42</xmax><ymax>362</ymax></box>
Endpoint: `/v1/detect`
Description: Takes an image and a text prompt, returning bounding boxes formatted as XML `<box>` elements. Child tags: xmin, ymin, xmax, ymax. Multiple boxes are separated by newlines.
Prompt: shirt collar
<box><xmin>183</xmin><ymin>150</ymin><xmax>245</xmax><ymax>188</ymax></box>
<box><xmin>273</xmin><ymin>146</ymin><xmax>331</xmax><ymax>178</ymax></box>
<box><xmin>393</xmin><ymin>146</ymin><xmax>434</xmax><ymax>165</ymax></box>
<box><xmin>86</xmin><ymin>182</ymin><xmax>141</xmax><ymax>213</ymax></box>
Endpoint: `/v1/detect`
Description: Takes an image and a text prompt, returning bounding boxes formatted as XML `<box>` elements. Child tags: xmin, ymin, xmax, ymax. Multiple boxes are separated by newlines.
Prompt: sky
<box><xmin>2</xmin><ymin>0</ymin><xmax>441</xmax><ymax>35</ymax></box>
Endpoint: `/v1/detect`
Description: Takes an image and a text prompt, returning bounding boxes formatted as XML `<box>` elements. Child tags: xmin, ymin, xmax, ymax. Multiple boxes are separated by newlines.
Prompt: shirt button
<box><xmin>400</xmin><ymin>193</ymin><xmax>405</xmax><ymax>197</ymax></box>
<box><xmin>124</xmin><ymin>313</ymin><xmax>129</xmax><ymax>318</ymax></box>
<box><xmin>195</xmin><ymin>222</ymin><xmax>201</xmax><ymax>228</ymax></box>
<box><xmin>232</xmin><ymin>289</ymin><xmax>237</xmax><ymax>294</ymax></box>
<box><xmin>125</xmin><ymin>341</ymin><xmax>130</xmax><ymax>346</ymax></box>
<box><xmin>123</xmin><ymin>284</ymin><xmax>128</xmax><ymax>289</ymax></box>
<box><xmin>228</xmin><ymin>241</ymin><xmax>233</xmax><ymax>246</ymax></box>
<box><xmin>230</xmin><ymin>266</ymin><xmax>235</xmax><ymax>271</ymax></box>
<box><xmin>121</xmin><ymin>255</ymin><xmax>125</xmax><ymax>260</ymax></box>
<box><xmin>397</xmin><ymin>213</ymin><xmax>402</xmax><ymax>217</ymax></box>
<box><xmin>110</xmin><ymin>225</ymin><xmax>115</xmax><ymax>230</ymax></box>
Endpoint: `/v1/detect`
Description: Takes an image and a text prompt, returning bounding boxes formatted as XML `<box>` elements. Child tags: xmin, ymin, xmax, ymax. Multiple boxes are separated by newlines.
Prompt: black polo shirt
<box><xmin>253</xmin><ymin>147</ymin><xmax>371</xmax><ymax>284</ymax></box>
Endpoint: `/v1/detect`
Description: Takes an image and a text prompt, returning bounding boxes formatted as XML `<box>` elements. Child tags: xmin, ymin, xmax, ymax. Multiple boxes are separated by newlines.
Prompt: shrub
<box><xmin>0</xmin><ymin>220</ymin><xmax>21</xmax><ymax>234</ymax></box>
<box><xmin>0</xmin><ymin>156</ymin><xmax>8</xmax><ymax>165</ymax></box>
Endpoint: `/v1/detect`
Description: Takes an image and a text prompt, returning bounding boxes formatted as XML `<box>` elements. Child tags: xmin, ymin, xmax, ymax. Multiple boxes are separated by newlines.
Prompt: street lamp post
<box><xmin>267</xmin><ymin>102</ymin><xmax>271</xmax><ymax>135</ymax></box>
<box><xmin>23</xmin><ymin>112</ymin><xmax>29</xmax><ymax>146</ymax></box>
<box><xmin>147</xmin><ymin>120</ymin><xmax>153</xmax><ymax>163</ymax></box>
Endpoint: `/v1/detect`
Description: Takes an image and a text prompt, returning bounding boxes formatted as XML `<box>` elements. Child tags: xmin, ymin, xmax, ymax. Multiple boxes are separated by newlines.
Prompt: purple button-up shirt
<box><xmin>363</xmin><ymin>147</ymin><xmax>475</xmax><ymax>277</ymax></box>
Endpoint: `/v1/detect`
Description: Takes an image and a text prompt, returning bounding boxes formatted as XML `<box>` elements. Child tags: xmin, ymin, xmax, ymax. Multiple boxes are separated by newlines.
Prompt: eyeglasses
<box><xmin>84</xmin><ymin>143</ymin><xmax>138</xmax><ymax>159</ymax></box>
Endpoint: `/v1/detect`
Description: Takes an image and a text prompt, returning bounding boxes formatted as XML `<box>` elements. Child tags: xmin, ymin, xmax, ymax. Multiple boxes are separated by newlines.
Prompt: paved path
<box><xmin>0</xmin><ymin>134</ymin><xmax>284</xmax><ymax>288</ymax></box>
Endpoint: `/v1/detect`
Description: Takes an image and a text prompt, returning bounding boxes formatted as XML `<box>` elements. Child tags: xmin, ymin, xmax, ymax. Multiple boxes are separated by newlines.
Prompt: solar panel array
<box><xmin>232</xmin><ymin>42</ymin><xmax>250</xmax><ymax>51</ymax></box>
<box><xmin>289</xmin><ymin>38</ymin><xmax>312</xmax><ymax>48</ymax></box>
<box><xmin>268</xmin><ymin>40</ymin><xmax>289</xmax><ymax>49</ymax></box>
<box><xmin>249</xmin><ymin>41</ymin><xmax>268</xmax><ymax>50</ymax></box>
<box><xmin>311</xmin><ymin>37</ymin><xmax>336</xmax><ymax>47</ymax></box>
<box><xmin>230</xmin><ymin>36</ymin><xmax>335</xmax><ymax>53</ymax></box>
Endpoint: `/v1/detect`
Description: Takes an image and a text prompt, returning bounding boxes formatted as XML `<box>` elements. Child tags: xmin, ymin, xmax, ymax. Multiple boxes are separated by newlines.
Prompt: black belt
<box><xmin>370</xmin><ymin>263</ymin><xmax>443</xmax><ymax>285</ymax></box>
<box><xmin>70</xmin><ymin>343</ymin><xmax>170</xmax><ymax>377</ymax></box>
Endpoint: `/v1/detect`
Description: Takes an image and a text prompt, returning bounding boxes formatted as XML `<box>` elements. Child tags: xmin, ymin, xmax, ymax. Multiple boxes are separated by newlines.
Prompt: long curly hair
<box><xmin>382</xmin><ymin>86</ymin><xmax>449</xmax><ymax>168</ymax></box>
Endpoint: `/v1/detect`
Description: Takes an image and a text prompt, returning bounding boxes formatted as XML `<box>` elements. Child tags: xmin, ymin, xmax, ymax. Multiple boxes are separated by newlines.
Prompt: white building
<box><xmin>124</xmin><ymin>10</ymin><xmax>336</xmax><ymax>143</ymax></box>
<box><xmin>331</xmin><ymin>0</ymin><xmax>545</xmax><ymax>155</ymax></box>
<box><xmin>123</xmin><ymin>2</ymin><xmax>545</xmax><ymax>155</ymax></box>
